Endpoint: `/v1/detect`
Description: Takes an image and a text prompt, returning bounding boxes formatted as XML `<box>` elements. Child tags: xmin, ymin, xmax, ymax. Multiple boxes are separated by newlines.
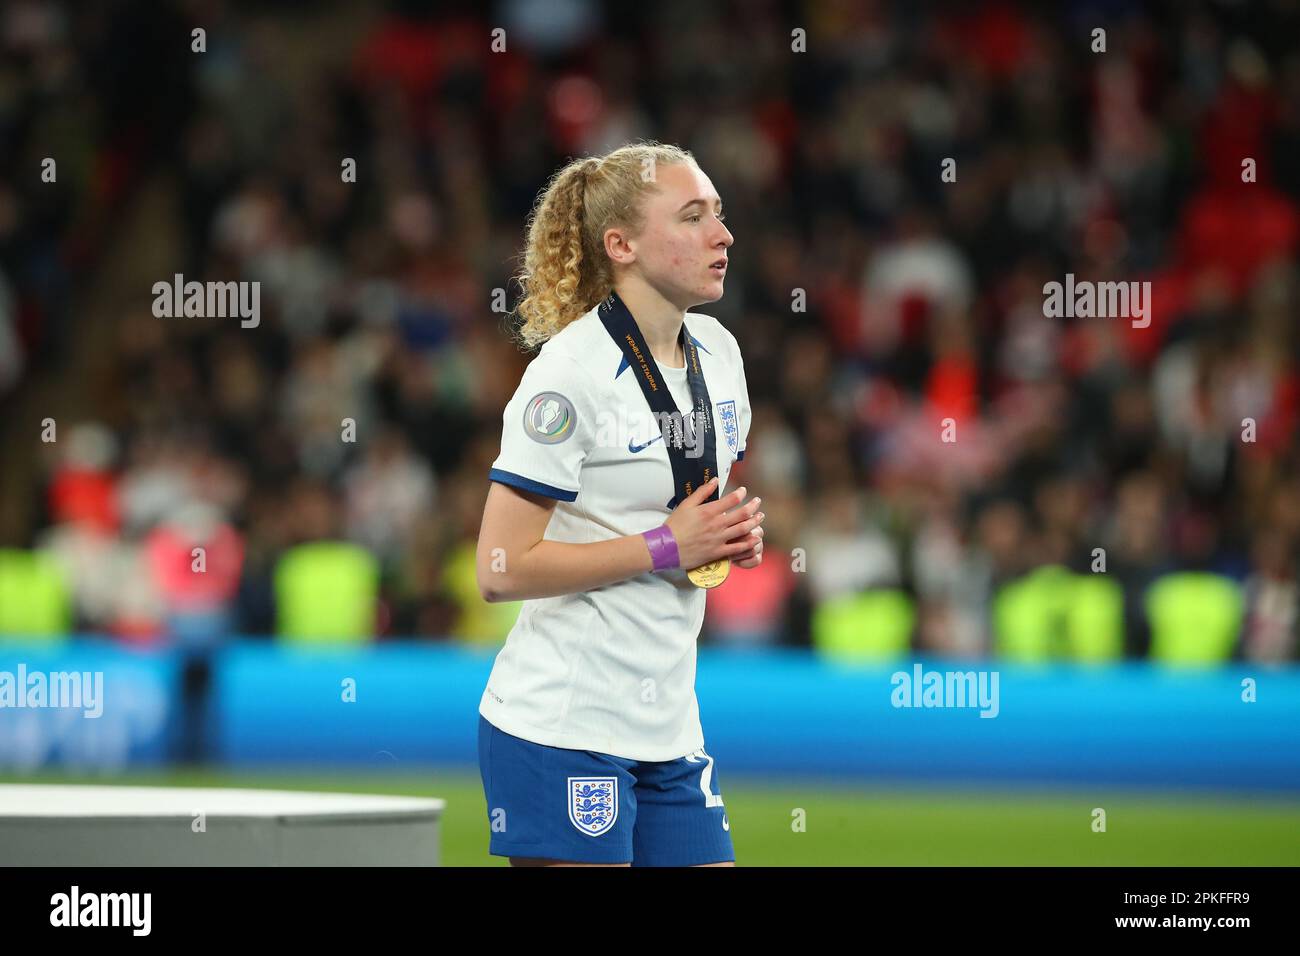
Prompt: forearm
<box><xmin>481</xmin><ymin>532</ymin><xmax>656</xmax><ymax>602</ymax></box>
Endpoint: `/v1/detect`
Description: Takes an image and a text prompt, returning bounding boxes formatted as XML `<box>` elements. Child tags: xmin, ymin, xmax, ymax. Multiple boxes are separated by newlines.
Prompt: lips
<box><xmin>710</xmin><ymin>258</ymin><xmax>728</xmax><ymax>272</ymax></box>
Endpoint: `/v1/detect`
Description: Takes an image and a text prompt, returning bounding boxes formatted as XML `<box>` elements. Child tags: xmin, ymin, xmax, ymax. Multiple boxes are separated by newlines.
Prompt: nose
<box><xmin>715</xmin><ymin>219</ymin><xmax>733</xmax><ymax>249</ymax></box>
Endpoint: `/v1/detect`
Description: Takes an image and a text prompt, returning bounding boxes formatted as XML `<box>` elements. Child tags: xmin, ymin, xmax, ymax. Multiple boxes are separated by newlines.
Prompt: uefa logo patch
<box><xmin>523</xmin><ymin>391</ymin><xmax>576</xmax><ymax>444</ymax></box>
<box><xmin>568</xmin><ymin>776</ymin><xmax>618</xmax><ymax>836</ymax></box>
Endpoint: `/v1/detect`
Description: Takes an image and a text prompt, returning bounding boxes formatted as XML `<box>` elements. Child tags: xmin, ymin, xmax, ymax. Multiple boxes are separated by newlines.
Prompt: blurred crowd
<box><xmin>4</xmin><ymin>0</ymin><xmax>1300</xmax><ymax>663</ymax></box>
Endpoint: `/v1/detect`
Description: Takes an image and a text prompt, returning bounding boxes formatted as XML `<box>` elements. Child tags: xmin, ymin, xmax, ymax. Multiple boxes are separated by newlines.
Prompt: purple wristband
<box><xmin>641</xmin><ymin>524</ymin><xmax>680</xmax><ymax>572</ymax></box>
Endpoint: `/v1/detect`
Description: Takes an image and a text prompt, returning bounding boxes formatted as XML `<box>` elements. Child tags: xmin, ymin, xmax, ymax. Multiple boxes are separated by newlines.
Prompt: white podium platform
<box><xmin>0</xmin><ymin>785</ymin><xmax>446</xmax><ymax>866</ymax></box>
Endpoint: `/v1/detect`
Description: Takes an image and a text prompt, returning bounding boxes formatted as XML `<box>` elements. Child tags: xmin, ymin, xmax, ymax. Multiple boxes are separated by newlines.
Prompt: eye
<box><xmin>717</xmin><ymin>212</ymin><xmax>726</xmax><ymax>222</ymax></box>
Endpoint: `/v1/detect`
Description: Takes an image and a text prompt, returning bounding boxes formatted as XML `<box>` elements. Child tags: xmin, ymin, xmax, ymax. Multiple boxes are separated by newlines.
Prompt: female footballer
<box><xmin>475</xmin><ymin>141</ymin><xmax>764</xmax><ymax>867</ymax></box>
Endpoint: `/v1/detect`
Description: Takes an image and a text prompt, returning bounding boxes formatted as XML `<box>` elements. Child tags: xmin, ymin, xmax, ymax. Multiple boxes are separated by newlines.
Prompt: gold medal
<box><xmin>686</xmin><ymin>558</ymin><xmax>731</xmax><ymax>589</ymax></box>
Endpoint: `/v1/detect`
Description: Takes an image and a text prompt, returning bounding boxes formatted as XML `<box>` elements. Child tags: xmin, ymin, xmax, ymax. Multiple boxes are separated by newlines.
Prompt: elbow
<box><xmin>478</xmin><ymin>568</ymin><xmax>511</xmax><ymax>604</ymax></box>
<box><xmin>479</xmin><ymin>540</ymin><xmax>538</xmax><ymax>602</ymax></box>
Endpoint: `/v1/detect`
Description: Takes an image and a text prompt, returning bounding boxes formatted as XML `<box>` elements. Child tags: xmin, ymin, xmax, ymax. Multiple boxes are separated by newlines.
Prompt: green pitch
<box><xmin>2</xmin><ymin>769</ymin><xmax>1297</xmax><ymax>865</ymax></box>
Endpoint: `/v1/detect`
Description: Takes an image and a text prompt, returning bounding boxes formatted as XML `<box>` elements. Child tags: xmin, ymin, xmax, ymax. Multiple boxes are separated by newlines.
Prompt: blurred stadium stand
<box><xmin>2</xmin><ymin>0</ymin><xmax>1300</xmax><ymax>771</ymax></box>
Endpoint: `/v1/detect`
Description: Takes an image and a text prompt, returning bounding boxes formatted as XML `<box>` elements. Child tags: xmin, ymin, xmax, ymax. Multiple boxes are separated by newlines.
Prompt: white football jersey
<box><xmin>479</xmin><ymin>301</ymin><xmax>751</xmax><ymax>761</ymax></box>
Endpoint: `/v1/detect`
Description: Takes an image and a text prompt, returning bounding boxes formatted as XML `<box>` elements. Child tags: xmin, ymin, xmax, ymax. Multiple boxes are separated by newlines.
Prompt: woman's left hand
<box><xmin>730</xmin><ymin>523</ymin><xmax>764</xmax><ymax>569</ymax></box>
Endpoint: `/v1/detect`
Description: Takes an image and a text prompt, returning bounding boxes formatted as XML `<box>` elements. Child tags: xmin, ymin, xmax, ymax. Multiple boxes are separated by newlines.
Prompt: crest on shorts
<box><xmin>568</xmin><ymin>776</ymin><xmax>618</xmax><ymax>836</ymax></box>
<box><xmin>524</xmin><ymin>391</ymin><xmax>576</xmax><ymax>444</ymax></box>
<box><xmin>718</xmin><ymin>399</ymin><xmax>738</xmax><ymax>454</ymax></box>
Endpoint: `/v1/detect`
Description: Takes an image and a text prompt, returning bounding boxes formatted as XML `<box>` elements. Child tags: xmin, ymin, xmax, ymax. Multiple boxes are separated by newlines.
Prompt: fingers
<box><xmin>717</xmin><ymin>494</ymin><xmax>760</xmax><ymax>528</ymax></box>
<box><xmin>701</xmin><ymin>484</ymin><xmax>746</xmax><ymax>515</ymax></box>
<box><xmin>726</xmin><ymin>533</ymin><xmax>762</xmax><ymax>556</ymax></box>
<box><xmin>723</xmin><ymin>523</ymin><xmax>763</xmax><ymax>545</ymax></box>
<box><xmin>721</xmin><ymin>524</ymin><xmax>764</xmax><ymax>564</ymax></box>
<box><xmin>722</xmin><ymin>507</ymin><xmax>764</xmax><ymax>537</ymax></box>
<box><xmin>680</xmin><ymin>481</ymin><xmax>767</xmax><ymax>567</ymax></box>
<box><xmin>683</xmin><ymin>476</ymin><xmax>719</xmax><ymax>504</ymax></box>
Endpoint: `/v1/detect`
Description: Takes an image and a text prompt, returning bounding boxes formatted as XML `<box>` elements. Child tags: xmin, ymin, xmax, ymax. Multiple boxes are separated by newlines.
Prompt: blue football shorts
<box><xmin>478</xmin><ymin>714</ymin><xmax>735</xmax><ymax>866</ymax></box>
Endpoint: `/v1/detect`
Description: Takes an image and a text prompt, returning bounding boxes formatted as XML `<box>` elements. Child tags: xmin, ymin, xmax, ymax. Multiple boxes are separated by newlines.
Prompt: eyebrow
<box><xmin>677</xmin><ymin>198</ymin><xmax>723</xmax><ymax>213</ymax></box>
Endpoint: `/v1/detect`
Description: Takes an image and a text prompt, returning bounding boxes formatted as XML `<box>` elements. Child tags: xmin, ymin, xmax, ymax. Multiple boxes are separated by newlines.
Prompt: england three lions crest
<box><xmin>718</xmin><ymin>400</ymin><xmax>738</xmax><ymax>455</ymax></box>
<box><xmin>568</xmin><ymin>776</ymin><xmax>618</xmax><ymax>836</ymax></box>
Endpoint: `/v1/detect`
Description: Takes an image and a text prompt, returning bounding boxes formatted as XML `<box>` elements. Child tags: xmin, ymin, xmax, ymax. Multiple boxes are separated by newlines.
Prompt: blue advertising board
<box><xmin>0</xmin><ymin>640</ymin><xmax>183</xmax><ymax>771</ymax></box>
<box><xmin>209</xmin><ymin>643</ymin><xmax>1300</xmax><ymax>792</ymax></box>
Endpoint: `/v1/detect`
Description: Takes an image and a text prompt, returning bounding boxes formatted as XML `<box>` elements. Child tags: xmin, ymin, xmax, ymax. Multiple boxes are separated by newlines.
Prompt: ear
<box><xmin>603</xmin><ymin>225</ymin><xmax>637</xmax><ymax>267</ymax></box>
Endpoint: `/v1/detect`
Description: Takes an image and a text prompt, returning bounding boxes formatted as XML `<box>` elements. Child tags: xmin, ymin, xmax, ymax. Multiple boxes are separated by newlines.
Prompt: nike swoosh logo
<box><xmin>722</xmin><ymin>814</ymin><xmax>730</xmax><ymax>831</ymax></box>
<box><xmin>628</xmin><ymin>434</ymin><xmax>665</xmax><ymax>454</ymax></box>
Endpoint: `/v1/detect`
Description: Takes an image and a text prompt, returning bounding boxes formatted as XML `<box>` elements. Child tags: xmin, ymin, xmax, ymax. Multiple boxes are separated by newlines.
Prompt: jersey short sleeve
<box><xmin>489</xmin><ymin>349</ymin><xmax>597</xmax><ymax>501</ymax></box>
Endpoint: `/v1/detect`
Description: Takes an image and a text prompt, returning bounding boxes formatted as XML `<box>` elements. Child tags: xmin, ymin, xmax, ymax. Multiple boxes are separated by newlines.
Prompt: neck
<box><xmin>614</xmin><ymin>275</ymin><xmax>686</xmax><ymax>368</ymax></box>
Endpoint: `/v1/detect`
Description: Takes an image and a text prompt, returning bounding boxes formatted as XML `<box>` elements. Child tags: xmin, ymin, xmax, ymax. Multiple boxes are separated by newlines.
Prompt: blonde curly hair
<box><xmin>510</xmin><ymin>140</ymin><xmax>697</xmax><ymax>350</ymax></box>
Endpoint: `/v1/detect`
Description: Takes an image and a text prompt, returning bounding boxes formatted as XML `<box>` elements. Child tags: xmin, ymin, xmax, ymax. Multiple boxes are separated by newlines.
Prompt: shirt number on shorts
<box><xmin>685</xmin><ymin>749</ymin><xmax>724</xmax><ymax>808</ymax></box>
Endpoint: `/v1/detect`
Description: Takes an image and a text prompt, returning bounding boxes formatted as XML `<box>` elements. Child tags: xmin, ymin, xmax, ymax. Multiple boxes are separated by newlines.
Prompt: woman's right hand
<box><xmin>663</xmin><ymin>478</ymin><xmax>764</xmax><ymax>570</ymax></box>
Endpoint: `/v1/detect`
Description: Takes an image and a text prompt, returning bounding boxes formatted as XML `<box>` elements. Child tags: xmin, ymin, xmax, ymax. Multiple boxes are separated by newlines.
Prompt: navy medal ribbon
<box><xmin>598</xmin><ymin>289</ymin><xmax>720</xmax><ymax>510</ymax></box>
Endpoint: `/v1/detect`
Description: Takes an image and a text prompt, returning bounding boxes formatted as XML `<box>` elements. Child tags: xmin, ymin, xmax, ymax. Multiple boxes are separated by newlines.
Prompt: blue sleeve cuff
<box><xmin>489</xmin><ymin>468</ymin><xmax>579</xmax><ymax>502</ymax></box>
<box><xmin>737</xmin><ymin>448</ymin><xmax>746</xmax><ymax>461</ymax></box>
